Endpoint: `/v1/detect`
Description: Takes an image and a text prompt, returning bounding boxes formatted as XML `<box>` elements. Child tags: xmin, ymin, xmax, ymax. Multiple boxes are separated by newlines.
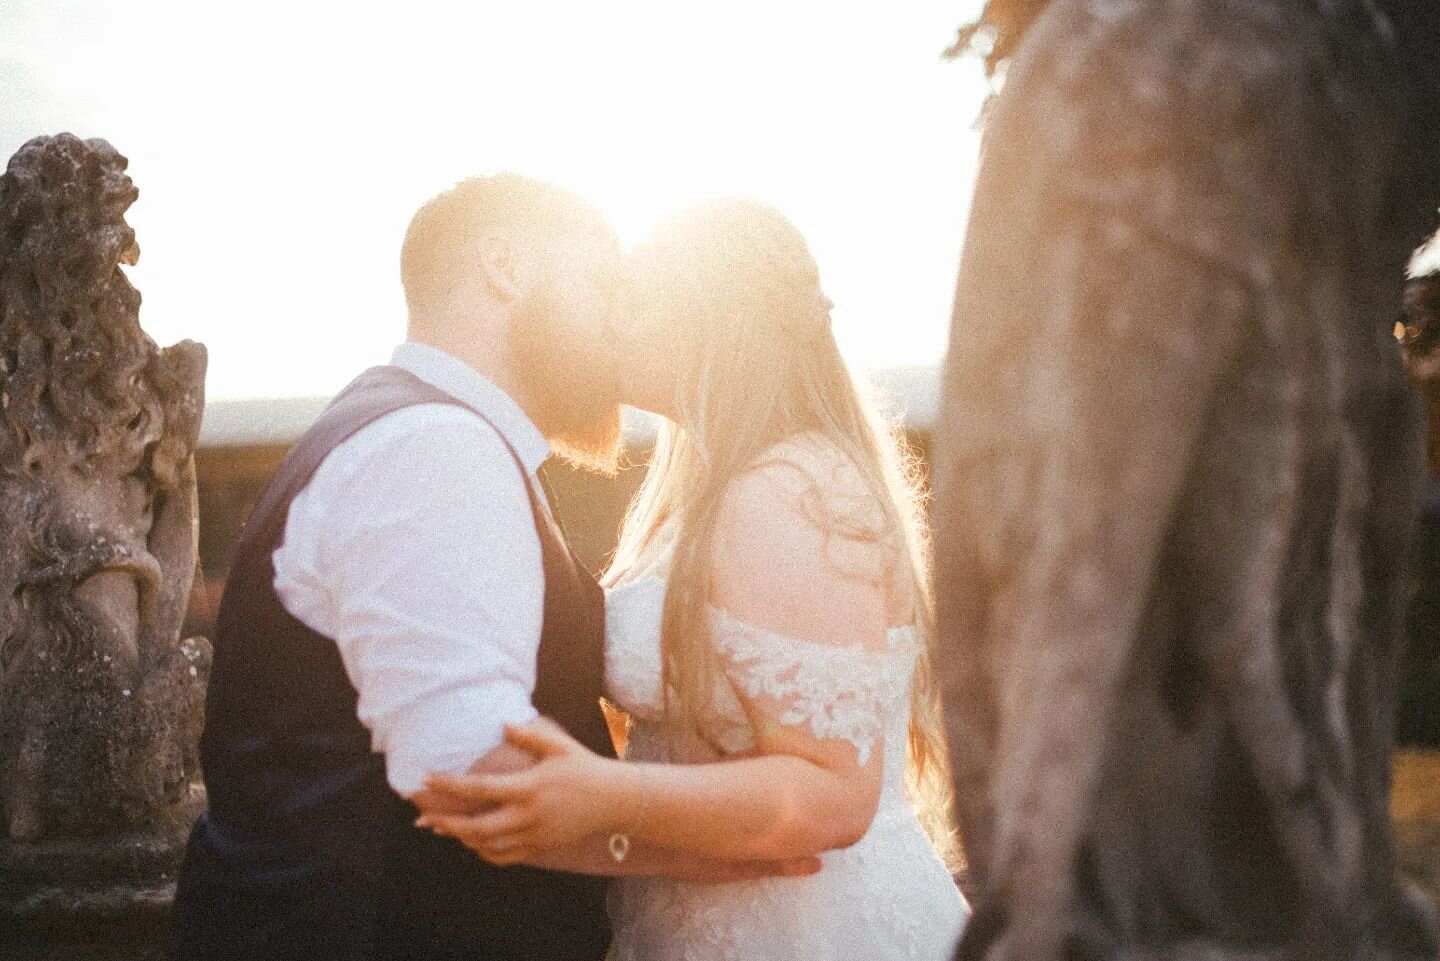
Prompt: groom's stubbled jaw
<box><xmin>508</xmin><ymin>278</ymin><xmax>625</xmax><ymax>476</ymax></box>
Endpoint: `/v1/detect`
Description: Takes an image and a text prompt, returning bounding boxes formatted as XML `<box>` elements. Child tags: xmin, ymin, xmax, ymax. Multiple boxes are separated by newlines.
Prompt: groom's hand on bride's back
<box><xmin>685</xmin><ymin>855</ymin><xmax>824</xmax><ymax>885</ymax></box>
<box><xmin>408</xmin><ymin>740</ymin><xmax>539</xmax><ymax>817</ymax></box>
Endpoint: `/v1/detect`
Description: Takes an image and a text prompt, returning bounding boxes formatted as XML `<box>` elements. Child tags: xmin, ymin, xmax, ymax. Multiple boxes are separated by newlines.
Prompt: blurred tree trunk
<box><xmin>933</xmin><ymin>2</ymin><xmax>1440</xmax><ymax>959</ymax></box>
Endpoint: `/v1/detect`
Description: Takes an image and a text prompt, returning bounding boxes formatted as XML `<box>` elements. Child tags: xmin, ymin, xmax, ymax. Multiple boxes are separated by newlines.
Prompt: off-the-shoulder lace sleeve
<box><xmin>708</xmin><ymin>606</ymin><xmax>916</xmax><ymax>766</ymax></box>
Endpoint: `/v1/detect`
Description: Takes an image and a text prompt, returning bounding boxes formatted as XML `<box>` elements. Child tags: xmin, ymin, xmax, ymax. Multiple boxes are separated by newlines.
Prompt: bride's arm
<box><xmin>516</xmin><ymin>835</ymin><xmax>821</xmax><ymax>881</ymax></box>
<box><xmin>412</xmin><ymin>714</ymin><xmax>820</xmax><ymax>880</ymax></box>
<box><xmin>417</xmin><ymin>452</ymin><xmax>900</xmax><ymax>864</ymax></box>
<box><xmin>422</xmin><ymin>719</ymin><xmax>880</xmax><ymax>865</ymax></box>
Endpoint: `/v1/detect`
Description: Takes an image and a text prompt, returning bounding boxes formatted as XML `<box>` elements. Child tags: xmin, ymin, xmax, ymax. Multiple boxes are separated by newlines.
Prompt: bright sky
<box><xmin>1</xmin><ymin>1</ymin><xmax>988</xmax><ymax>400</ymax></box>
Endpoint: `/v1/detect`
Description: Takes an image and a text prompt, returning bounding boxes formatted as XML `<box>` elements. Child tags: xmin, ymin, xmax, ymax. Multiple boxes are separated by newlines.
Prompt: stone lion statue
<box><xmin>0</xmin><ymin>133</ymin><xmax>209</xmax><ymax>873</ymax></box>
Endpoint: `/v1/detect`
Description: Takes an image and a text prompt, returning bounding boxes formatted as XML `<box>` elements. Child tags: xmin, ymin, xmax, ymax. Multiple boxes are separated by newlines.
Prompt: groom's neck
<box><xmin>407</xmin><ymin>322</ymin><xmax>530</xmax><ymax>419</ymax></box>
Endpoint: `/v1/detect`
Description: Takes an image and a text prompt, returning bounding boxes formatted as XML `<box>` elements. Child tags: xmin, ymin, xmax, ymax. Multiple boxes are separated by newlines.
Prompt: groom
<box><xmin>170</xmin><ymin>174</ymin><xmax>628</xmax><ymax>961</ymax></box>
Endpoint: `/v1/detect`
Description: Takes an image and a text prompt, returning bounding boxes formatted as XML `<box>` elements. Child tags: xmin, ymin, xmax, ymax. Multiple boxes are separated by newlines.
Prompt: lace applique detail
<box><xmin>708</xmin><ymin>607</ymin><xmax>916</xmax><ymax>766</ymax></box>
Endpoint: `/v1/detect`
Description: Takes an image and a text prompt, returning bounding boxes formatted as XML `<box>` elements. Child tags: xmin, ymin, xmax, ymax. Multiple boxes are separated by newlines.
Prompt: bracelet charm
<box><xmin>607</xmin><ymin>766</ymin><xmax>646</xmax><ymax>863</ymax></box>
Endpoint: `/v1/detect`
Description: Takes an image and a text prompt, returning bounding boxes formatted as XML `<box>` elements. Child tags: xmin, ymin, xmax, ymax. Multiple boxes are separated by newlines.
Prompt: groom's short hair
<box><xmin>400</xmin><ymin>173</ymin><xmax>609</xmax><ymax>315</ymax></box>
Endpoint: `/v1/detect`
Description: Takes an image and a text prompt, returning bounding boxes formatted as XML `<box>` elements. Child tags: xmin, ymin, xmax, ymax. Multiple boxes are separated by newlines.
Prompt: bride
<box><xmin>418</xmin><ymin>199</ymin><xmax>968</xmax><ymax>960</ymax></box>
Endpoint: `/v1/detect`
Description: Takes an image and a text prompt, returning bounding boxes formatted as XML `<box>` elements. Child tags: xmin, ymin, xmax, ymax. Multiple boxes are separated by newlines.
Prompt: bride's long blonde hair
<box><xmin>605</xmin><ymin>199</ymin><xmax>960</xmax><ymax>866</ymax></box>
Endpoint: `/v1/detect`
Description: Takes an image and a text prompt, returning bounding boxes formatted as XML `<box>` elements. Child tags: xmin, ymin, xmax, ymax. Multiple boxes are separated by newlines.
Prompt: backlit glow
<box><xmin>1</xmin><ymin>1</ymin><xmax>988</xmax><ymax>399</ymax></box>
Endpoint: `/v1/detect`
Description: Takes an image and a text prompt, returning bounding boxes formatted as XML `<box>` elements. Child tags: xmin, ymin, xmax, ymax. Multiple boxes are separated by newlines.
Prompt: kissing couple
<box><xmin>168</xmin><ymin>174</ymin><xmax>969</xmax><ymax>961</ymax></box>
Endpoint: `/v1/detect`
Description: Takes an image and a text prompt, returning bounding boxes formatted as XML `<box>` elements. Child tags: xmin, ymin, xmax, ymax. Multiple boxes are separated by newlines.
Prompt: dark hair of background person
<box><xmin>1400</xmin><ymin>270</ymin><xmax>1440</xmax><ymax>749</ymax></box>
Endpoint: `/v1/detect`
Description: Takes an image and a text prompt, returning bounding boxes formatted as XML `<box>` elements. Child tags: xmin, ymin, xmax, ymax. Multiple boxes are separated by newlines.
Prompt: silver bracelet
<box><xmin>608</xmin><ymin>767</ymin><xmax>647</xmax><ymax>862</ymax></box>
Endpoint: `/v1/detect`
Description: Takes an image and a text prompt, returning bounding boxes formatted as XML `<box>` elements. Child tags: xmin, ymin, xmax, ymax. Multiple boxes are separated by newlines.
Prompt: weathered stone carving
<box><xmin>934</xmin><ymin>2</ymin><xmax>1440</xmax><ymax>960</ymax></box>
<box><xmin>0</xmin><ymin>133</ymin><xmax>209</xmax><ymax>957</ymax></box>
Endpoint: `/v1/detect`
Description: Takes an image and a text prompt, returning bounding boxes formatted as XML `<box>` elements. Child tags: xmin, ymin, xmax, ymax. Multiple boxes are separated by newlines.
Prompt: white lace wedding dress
<box><xmin>604</xmin><ymin>522</ymin><xmax>969</xmax><ymax>961</ymax></box>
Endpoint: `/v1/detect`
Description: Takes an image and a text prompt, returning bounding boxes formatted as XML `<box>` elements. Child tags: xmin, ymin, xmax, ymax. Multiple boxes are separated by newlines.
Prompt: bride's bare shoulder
<box><xmin>709</xmin><ymin>434</ymin><xmax>905</xmax><ymax>639</ymax></box>
<box><xmin>731</xmin><ymin>433</ymin><xmax>890</xmax><ymax>544</ymax></box>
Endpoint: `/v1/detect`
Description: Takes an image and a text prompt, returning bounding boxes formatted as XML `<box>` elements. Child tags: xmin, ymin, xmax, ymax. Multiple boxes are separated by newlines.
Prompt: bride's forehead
<box><xmin>543</xmin><ymin>230</ymin><xmax>623</xmax><ymax>279</ymax></box>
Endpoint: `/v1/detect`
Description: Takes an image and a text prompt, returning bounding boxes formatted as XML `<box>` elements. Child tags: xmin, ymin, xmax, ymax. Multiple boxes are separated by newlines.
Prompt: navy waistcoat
<box><xmin>170</xmin><ymin>365</ymin><xmax>613</xmax><ymax>961</ymax></box>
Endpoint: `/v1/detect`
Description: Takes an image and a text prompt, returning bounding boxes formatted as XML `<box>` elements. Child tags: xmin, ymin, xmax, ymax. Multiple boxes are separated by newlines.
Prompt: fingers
<box><xmin>423</xmin><ymin>770</ymin><xmax>536</xmax><ymax>805</ymax></box>
<box><xmin>686</xmin><ymin>855</ymin><xmax>825</xmax><ymax>885</ymax></box>
<box><xmin>420</xmin><ymin>809</ymin><xmax>538</xmax><ymax>867</ymax></box>
<box><xmin>722</xmin><ymin>856</ymin><xmax>823</xmax><ymax>883</ymax></box>
<box><xmin>420</xmin><ymin>805</ymin><xmax>536</xmax><ymax>840</ymax></box>
<box><xmin>409</xmin><ymin>787</ymin><xmax>484</xmax><ymax>817</ymax></box>
<box><xmin>465</xmin><ymin>835</ymin><xmax>533</xmax><ymax>866</ymax></box>
<box><xmin>776</xmin><ymin>856</ymin><xmax>823</xmax><ymax>877</ymax></box>
<box><xmin>502</xmin><ymin>718</ymin><xmax>577</xmax><ymax>758</ymax></box>
<box><xmin>687</xmin><ymin>865</ymin><xmax>759</xmax><ymax>885</ymax></box>
<box><xmin>442</xmin><ymin>821</ymin><xmax>533</xmax><ymax>866</ymax></box>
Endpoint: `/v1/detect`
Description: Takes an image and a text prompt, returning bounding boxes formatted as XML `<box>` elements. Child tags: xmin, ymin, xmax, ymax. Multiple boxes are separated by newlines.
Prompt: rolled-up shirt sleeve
<box><xmin>273</xmin><ymin>404</ymin><xmax>544</xmax><ymax>795</ymax></box>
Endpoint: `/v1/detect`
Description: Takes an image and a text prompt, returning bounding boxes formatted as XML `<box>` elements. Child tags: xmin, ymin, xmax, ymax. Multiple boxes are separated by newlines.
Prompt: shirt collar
<box><xmin>389</xmin><ymin>342</ymin><xmax>550</xmax><ymax>476</ymax></box>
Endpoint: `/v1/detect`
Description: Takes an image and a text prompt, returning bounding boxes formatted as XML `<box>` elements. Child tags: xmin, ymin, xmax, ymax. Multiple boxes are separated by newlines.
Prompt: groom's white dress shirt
<box><xmin>272</xmin><ymin>342</ymin><xmax>549</xmax><ymax>795</ymax></box>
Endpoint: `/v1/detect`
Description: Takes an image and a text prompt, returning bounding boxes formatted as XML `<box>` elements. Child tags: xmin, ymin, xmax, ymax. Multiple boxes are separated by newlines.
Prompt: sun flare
<box><xmin>1</xmin><ymin>0</ymin><xmax>989</xmax><ymax>400</ymax></box>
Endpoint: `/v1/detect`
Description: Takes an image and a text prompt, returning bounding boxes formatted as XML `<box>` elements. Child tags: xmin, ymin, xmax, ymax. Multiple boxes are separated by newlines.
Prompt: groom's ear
<box><xmin>477</xmin><ymin>234</ymin><xmax>523</xmax><ymax>302</ymax></box>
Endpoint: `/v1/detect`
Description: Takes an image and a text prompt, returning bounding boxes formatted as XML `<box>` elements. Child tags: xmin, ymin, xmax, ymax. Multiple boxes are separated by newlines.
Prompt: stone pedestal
<box><xmin>1</xmin><ymin>791</ymin><xmax>203</xmax><ymax>961</ymax></box>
